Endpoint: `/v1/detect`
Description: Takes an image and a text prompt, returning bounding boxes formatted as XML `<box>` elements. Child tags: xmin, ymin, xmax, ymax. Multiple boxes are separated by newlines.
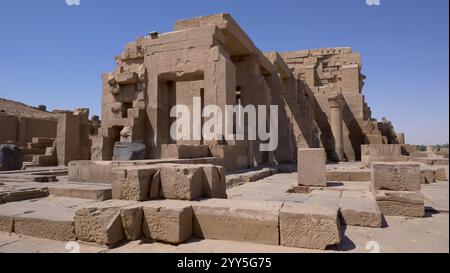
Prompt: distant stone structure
<box><xmin>0</xmin><ymin>100</ymin><xmax>97</xmax><ymax>166</ymax></box>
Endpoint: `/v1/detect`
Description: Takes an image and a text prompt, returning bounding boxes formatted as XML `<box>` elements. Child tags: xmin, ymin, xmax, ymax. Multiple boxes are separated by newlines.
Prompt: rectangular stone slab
<box><xmin>74</xmin><ymin>200</ymin><xmax>137</xmax><ymax>245</ymax></box>
<box><xmin>371</xmin><ymin>162</ymin><xmax>421</xmax><ymax>191</ymax></box>
<box><xmin>339</xmin><ymin>191</ymin><xmax>382</xmax><ymax>228</ymax></box>
<box><xmin>375</xmin><ymin>191</ymin><xmax>425</xmax><ymax>218</ymax></box>
<box><xmin>112</xmin><ymin>166</ymin><xmax>159</xmax><ymax>201</ymax></box>
<box><xmin>192</xmin><ymin>199</ymin><xmax>282</xmax><ymax>246</ymax></box>
<box><xmin>0</xmin><ymin>197</ymin><xmax>93</xmax><ymax>240</ymax></box>
<box><xmin>120</xmin><ymin>204</ymin><xmax>143</xmax><ymax>241</ymax></box>
<box><xmin>142</xmin><ymin>200</ymin><xmax>193</xmax><ymax>244</ymax></box>
<box><xmin>279</xmin><ymin>202</ymin><xmax>341</xmax><ymax>250</ymax></box>
<box><xmin>298</xmin><ymin>149</ymin><xmax>327</xmax><ymax>187</ymax></box>
<box><xmin>48</xmin><ymin>183</ymin><xmax>112</xmax><ymax>201</ymax></box>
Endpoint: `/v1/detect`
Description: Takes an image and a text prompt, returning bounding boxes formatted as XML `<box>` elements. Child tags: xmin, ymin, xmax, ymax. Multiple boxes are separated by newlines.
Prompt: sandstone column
<box><xmin>328</xmin><ymin>94</ymin><xmax>345</xmax><ymax>162</ymax></box>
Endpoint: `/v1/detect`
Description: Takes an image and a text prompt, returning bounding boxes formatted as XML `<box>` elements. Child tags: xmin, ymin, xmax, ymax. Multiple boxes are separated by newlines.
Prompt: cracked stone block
<box><xmin>149</xmin><ymin>170</ymin><xmax>161</xmax><ymax>199</ymax></box>
<box><xmin>192</xmin><ymin>199</ymin><xmax>282</xmax><ymax>246</ymax></box>
<box><xmin>371</xmin><ymin>162</ymin><xmax>421</xmax><ymax>191</ymax></box>
<box><xmin>48</xmin><ymin>183</ymin><xmax>112</xmax><ymax>201</ymax></box>
<box><xmin>0</xmin><ymin>197</ymin><xmax>91</xmax><ymax>240</ymax></box>
<box><xmin>112</xmin><ymin>166</ymin><xmax>159</xmax><ymax>201</ymax></box>
<box><xmin>433</xmin><ymin>168</ymin><xmax>448</xmax><ymax>181</ymax></box>
<box><xmin>113</xmin><ymin>142</ymin><xmax>146</xmax><ymax>161</ymax></box>
<box><xmin>280</xmin><ymin>202</ymin><xmax>341</xmax><ymax>250</ymax></box>
<box><xmin>120</xmin><ymin>205</ymin><xmax>143</xmax><ymax>241</ymax></box>
<box><xmin>74</xmin><ymin>200</ymin><xmax>136</xmax><ymax>245</ymax></box>
<box><xmin>339</xmin><ymin>191</ymin><xmax>383</xmax><ymax>228</ymax></box>
<box><xmin>375</xmin><ymin>191</ymin><xmax>425</xmax><ymax>218</ymax></box>
<box><xmin>142</xmin><ymin>200</ymin><xmax>193</xmax><ymax>244</ymax></box>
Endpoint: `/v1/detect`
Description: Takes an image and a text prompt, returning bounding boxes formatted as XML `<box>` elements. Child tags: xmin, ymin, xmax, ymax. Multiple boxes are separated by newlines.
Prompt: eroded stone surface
<box><xmin>112</xmin><ymin>166</ymin><xmax>159</xmax><ymax>201</ymax></box>
<box><xmin>375</xmin><ymin>191</ymin><xmax>425</xmax><ymax>218</ymax></box>
<box><xmin>74</xmin><ymin>200</ymin><xmax>136</xmax><ymax>245</ymax></box>
<box><xmin>142</xmin><ymin>200</ymin><xmax>193</xmax><ymax>244</ymax></box>
<box><xmin>339</xmin><ymin>191</ymin><xmax>382</xmax><ymax>228</ymax></box>
<box><xmin>371</xmin><ymin>162</ymin><xmax>421</xmax><ymax>191</ymax></box>
<box><xmin>192</xmin><ymin>199</ymin><xmax>282</xmax><ymax>246</ymax></box>
<box><xmin>280</xmin><ymin>202</ymin><xmax>341</xmax><ymax>250</ymax></box>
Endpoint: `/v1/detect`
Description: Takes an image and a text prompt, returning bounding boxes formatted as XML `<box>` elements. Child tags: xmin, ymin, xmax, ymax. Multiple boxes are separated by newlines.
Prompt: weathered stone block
<box><xmin>201</xmin><ymin>164</ymin><xmax>227</xmax><ymax>199</ymax></box>
<box><xmin>192</xmin><ymin>199</ymin><xmax>282</xmax><ymax>246</ymax></box>
<box><xmin>350</xmin><ymin>170</ymin><xmax>371</xmax><ymax>182</ymax></box>
<box><xmin>120</xmin><ymin>205</ymin><xmax>143</xmax><ymax>241</ymax></box>
<box><xmin>112</xmin><ymin>166</ymin><xmax>159</xmax><ymax>201</ymax></box>
<box><xmin>298</xmin><ymin>149</ymin><xmax>327</xmax><ymax>187</ymax></box>
<box><xmin>371</xmin><ymin>162</ymin><xmax>421</xmax><ymax>191</ymax></box>
<box><xmin>361</xmin><ymin>144</ymin><xmax>402</xmax><ymax>168</ymax></box>
<box><xmin>434</xmin><ymin>168</ymin><xmax>448</xmax><ymax>181</ymax></box>
<box><xmin>74</xmin><ymin>200</ymin><xmax>135</xmax><ymax>245</ymax></box>
<box><xmin>142</xmin><ymin>200</ymin><xmax>193</xmax><ymax>244</ymax></box>
<box><xmin>14</xmin><ymin>216</ymin><xmax>75</xmax><ymax>241</ymax></box>
<box><xmin>0</xmin><ymin>215</ymin><xmax>14</xmax><ymax>233</ymax></box>
<box><xmin>420</xmin><ymin>169</ymin><xmax>435</xmax><ymax>184</ymax></box>
<box><xmin>159</xmin><ymin>164</ymin><xmax>203</xmax><ymax>200</ymax></box>
<box><xmin>0</xmin><ymin>144</ymin><xmax>23</xmax><ymax>171</ymax></box>
<box><xmin>375</xmin><ymin>191</ymin><xmax>425</xmax><ymax>217</ymax></box>
<box><xmin>339</xmin><ymin>191</ymin><xmax>382</xmax><ymax>228</ymax></box>
<box><xmin>149</xmin><ymin>169</ymin><xmax>161</xmax><ymax>199</ymax></box>
<box><xmin>113</xmin><ymin>142</ymin><xmax>146</xmax><ymax>161</ymax></box>
<box><xmin>279</xmin><ymin>202</ymin><xmax>341</xmax><ymax>250</ymax></box>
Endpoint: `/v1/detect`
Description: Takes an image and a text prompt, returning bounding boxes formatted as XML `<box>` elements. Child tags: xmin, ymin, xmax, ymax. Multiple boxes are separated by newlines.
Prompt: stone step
<box><xmin>0</xmin><ymin>174</ymin><xmax>58</xmax><ymax>183</ymax></box>
<box><xmin>47</xmin><ymin>183</ymin><xmax>112</xmax><ymax>201</ymax></box>
<box><xmin>279</xmin><ymin>202</ymin><xmax>341</xmax><ymax>250</ymax></box>
<box><xmin>326</xmin><ymin>170</ymin><xmax>371</xmax><ymax>182</ymax></box>
<box><xmin>412</xmin><ymin>157</ymin><xmax>449</xmax><ymax>166</ymax></box>
<box><xmin>192</xmin><ymin>199</ymin><xmax>282</xmax><ymax>246</ymax></box>
<box><xmin>22</xmin><ymin>148</ymin><xmax>46</xmax><ymax>155</ymax></box>
<box><xmin>0</xmin><ymin>188</ymin><xmax>49</xmax><ymax>204</ymax></box>
<box><xmin>0</xmin><ymin>197</ymin><xmax>96</xmax><ymax>240</ymax></box>
<box><xmin>31</xmin><ymin>137</ymin><xmax>55</xmax><ymax>146</ymax></box>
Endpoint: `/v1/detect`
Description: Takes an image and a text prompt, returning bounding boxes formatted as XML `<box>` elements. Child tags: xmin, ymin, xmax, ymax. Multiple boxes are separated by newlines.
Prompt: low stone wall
<box><xmin>0</xmin><ymin>115</ymin><xmax>57</xmax><ymax>146</ymax></box>
<box><xmin>361</xmin><ymin>144</ymin><xmax>403</xmax><ymax>167</ymax></box>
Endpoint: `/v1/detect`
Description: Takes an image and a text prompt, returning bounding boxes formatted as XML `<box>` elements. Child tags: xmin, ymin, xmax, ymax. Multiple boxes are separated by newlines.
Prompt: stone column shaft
<box><xmin>328</xmin><ymin>95</ymin><xmax>345</xmax><ymax>161</ymax></box>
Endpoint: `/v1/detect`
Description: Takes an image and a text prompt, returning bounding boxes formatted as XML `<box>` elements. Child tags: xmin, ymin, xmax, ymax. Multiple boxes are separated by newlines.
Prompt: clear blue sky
<box><xmin>0</xmin><ymin>0</ymin><xmax>448</xmax><ymax>145</ymax></box>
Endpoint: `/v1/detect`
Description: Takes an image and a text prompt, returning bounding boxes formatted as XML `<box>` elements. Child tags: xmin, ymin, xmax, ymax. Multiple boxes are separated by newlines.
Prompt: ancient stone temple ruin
<box><xmin>0</xmin><ymin>14</ymin><xmax>448</xmax><ymax>253</ymax></box>
<box><xmin>91</xmin><ymin>13</ymin><xmax>402</xmax><ymax>168</ymax></box>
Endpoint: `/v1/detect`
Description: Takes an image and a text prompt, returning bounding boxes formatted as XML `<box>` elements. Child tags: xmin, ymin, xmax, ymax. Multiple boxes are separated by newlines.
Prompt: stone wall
<box><xmin>279</xmin><ymin>48</ymin><xmax>399</xmax><ymax>161</ymax></box>
<box><xmin>0</xmin><ymin>114</ymin><xmax>57</xmax><ymax>146</ymax></box>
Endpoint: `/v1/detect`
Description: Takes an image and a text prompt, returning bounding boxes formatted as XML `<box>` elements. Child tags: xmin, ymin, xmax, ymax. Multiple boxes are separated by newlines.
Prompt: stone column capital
<box><xmin>328</xmin><ymin>94</ymin><xmax>343</xmax><ymax>108</ymax></box>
